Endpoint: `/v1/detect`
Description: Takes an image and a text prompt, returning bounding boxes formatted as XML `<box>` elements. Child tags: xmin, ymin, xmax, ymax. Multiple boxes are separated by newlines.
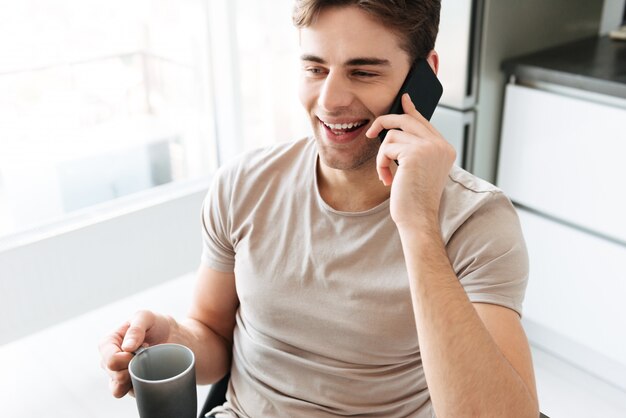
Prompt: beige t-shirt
<box><xmin>201</xmin><ymin>137</ymin><xmax>528</xmax><ymax>417</ymax></box>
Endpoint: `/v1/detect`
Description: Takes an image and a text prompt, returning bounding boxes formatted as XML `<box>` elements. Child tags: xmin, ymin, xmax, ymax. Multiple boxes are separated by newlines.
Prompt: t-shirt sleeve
<box><xmin>447</xmin><ymin>191</ymin><xmax>529</xmax><ymax>317</ymax></box>
<box><xmin>200</xmin><ymin>166</ymin><xmax>236</xmax><ymax>272</ymax></box>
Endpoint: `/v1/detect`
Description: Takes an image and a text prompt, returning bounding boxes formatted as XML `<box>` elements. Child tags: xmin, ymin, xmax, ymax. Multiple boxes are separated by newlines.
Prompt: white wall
<box><xmin>0</xmin><ymin>181</ymin><xmax>208</xmax><ymax>344</ymax></box>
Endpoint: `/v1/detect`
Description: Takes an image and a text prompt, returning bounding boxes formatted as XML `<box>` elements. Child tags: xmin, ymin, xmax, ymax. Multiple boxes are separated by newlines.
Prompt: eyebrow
<box><xmin>300</xmin><ymin>54</ymin><xmax>391</xmax><ymax>67</ymax></box>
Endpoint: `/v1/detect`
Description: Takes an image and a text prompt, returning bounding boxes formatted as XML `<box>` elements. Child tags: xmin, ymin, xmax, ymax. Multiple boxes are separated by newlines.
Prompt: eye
<box><xmin>352</xmin><ymin>70</ymin><xmax>377</xmax><ymax>78</ymax></box>
<box><xmin>304</xmin><ymin>66</ymin><xmax>326</xmax><ymax>76</ymax></box>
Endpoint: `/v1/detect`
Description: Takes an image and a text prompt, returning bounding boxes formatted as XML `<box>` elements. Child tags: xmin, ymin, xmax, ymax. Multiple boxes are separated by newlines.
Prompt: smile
<box><xmin>319</xmin><ymin>118</ymin><xmax>369</xmax><ymax>134</ymax></box>
<box><xmin>317</xmin><ymin>117</ymin><xmax>370</xmax><ymax>144</ymax></box>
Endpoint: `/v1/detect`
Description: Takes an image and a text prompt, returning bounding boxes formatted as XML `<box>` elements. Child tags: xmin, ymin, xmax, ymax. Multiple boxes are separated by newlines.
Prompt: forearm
<box><xmin>398</xmin><ymin>224</ymin><xmax>538</xmax><ymax>418</ymax></box>
<box><xmin>165</xmin><ymin>315</ymin><xmax>232</xmax><ymax>385</ymax></box>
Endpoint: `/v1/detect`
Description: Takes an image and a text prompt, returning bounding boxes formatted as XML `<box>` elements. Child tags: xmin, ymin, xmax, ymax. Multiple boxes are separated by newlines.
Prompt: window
<box><xmin>0</xmin><ymin>0</ymin><xmax>311</xmax><ymax>243</ymax></box>
<box><xmin>232</xmin><ymin>0</ymin><xmax>311</xmax><ymax>152</ymax></box>
<box><xmin>204</xmin><ymin>0</ymin><xmax>310</xmax><ymax>162</ymax></box>
<box><xmin>0</xmin><ymin>0</ymin><xmax>217</xmax><ymax>239</ymax></box>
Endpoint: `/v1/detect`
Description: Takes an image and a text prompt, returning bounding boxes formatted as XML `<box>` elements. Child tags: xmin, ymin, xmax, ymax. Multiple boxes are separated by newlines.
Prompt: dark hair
<box><xmin>292</xmin><ymin>0</ymin><xmax>441</xmax><ymax>61</ymax></box>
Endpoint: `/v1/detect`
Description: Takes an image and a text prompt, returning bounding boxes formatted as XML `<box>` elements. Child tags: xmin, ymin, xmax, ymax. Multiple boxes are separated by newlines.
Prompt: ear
<box><xmin>426</xmin><ymin>50</ymin><xmax>439</xmax><ymax>75</ymax></box>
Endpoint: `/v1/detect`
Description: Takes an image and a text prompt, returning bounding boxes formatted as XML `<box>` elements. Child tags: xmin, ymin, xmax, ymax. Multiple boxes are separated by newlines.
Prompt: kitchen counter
<box><xmin>502</xmin><ymin>35</ymin><xmax>626</xmax><ymax>99</ymax></box>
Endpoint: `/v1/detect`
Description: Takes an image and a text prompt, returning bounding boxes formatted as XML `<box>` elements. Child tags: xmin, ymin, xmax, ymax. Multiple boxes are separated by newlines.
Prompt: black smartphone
<box><xmin>378</xmin><ymin>58</ymin><xmax>443</xmax><ymax>143</ymax></box>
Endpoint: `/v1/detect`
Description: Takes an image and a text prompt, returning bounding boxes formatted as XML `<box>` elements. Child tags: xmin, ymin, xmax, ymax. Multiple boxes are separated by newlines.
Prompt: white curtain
<box><xmin>209</xmin><ymin>0</ymin><xmax>311</xmax><ymax>161</ymax></box>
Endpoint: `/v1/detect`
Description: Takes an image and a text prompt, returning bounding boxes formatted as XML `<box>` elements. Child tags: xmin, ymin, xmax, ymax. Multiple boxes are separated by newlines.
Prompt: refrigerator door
<box><xmin>435</xmin><ymin>0</ymin><xmax>483</xmax><ymax>110</ymax></box>
<box><xmin>430</xmin><ymin>106</ymin><xmax>475</xmax><ymax>171</ymax></box>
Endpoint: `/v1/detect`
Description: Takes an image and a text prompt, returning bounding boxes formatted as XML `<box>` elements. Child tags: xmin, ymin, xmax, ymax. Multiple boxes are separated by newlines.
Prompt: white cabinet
<box><xmin>498</xmin><ymin>84</ymin><xmax>626</xmax><ymax>242</ymax></box>
<box><xmin>498</xmin><ymin>82</ymin><xmax>626</xmax><ymax>392</ymax></box>
<box><xmin>518</xmin><ymin>208</ymin><xmax>626</xmax><ymax>390</ymax></box>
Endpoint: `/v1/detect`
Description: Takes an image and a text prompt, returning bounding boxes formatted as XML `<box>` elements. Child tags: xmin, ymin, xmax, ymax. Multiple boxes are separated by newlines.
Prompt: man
<box><xmin>100</xmin><ymin>1</ymin><xmax>539</xmax><ymax>417</ymax></box>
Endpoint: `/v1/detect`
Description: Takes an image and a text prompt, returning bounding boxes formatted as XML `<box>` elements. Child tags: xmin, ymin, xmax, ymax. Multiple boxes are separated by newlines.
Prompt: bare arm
<box><xmin>181</xmin><ymin>264</ymin><xmax>239</xmax><ymax>384</ymax></box>
<box><xmin>368</xmin><ymin>90</ymin><xmax>538</xmax><ymax>417</ymax></box>
<box><xmin>99</xmin><ymin>264</ymin><xmax>238</xmax><ymax>397</ymax></box>
<box><xmin>398</xmin><ymin>225</ymin><xmax>538</xmax><ymax>417</ymax></box>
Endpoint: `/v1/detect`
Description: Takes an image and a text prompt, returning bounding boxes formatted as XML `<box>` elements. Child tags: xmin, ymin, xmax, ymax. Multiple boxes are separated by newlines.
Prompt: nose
<box><xmin>317</xmin><ymin>71</ymin><xmax>355</xmax><ymax>112</ymax></box>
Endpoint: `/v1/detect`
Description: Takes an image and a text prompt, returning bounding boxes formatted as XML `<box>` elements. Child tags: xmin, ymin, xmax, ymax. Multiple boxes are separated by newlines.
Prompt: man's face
<box><xmin>298</xmin><ymin>6</ymin><xmax>412</xmax><ymax>171</ymax></box>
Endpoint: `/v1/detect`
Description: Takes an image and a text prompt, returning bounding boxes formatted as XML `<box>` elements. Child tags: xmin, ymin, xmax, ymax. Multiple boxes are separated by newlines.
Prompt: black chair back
<box><xmin>198</xmin><ymin>373</ymin><xmax>230</xmax><ymax>418</ymax></box>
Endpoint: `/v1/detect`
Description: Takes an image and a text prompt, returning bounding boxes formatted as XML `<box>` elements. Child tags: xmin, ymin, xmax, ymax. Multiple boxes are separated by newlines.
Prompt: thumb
<box><xmin>121</xmin><ymin>327</ymin><xmax>145</xmax><ymax>352</ymax></box>
<box><xmin>121</xmin><ymin>310</ymin><xmax>154</xmax><ymax>352</ymax></box>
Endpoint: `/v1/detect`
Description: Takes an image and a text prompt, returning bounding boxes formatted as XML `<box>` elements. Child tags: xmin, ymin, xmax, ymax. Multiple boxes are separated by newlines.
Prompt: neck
<box><xmin>317</xmin><ymin>157</ymin><xmax>394</xmax><ymax>212</ymax></box>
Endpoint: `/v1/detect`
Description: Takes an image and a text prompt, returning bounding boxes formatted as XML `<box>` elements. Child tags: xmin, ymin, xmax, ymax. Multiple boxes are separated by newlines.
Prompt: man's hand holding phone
<box><xmin>366</xmin><ymin>93</ymin><xmax>456</xmax><ymax>230</ymax></box>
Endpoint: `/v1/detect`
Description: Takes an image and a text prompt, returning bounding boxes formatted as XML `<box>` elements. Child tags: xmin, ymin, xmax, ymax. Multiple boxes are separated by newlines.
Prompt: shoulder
<box><xmin>440</xmin><ymin>166</ymin><xmax>517</xmax><ymax>243</ymax></box>
<box><xmin>447</xmin><ymin>165</ymin><xmax>500</xmax><ymax>195</ymax></box>
<box><xmin>442</xmin><ymin>167</ymin><xmax>529</xmax><ymax>315</ymax></box>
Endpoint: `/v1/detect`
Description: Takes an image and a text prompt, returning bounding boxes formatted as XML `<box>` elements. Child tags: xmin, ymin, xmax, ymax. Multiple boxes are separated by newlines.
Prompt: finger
<box><xmin>365</xmin><ymin>113</ymin><xmax>431</xmax><ymax>140</ymax></box>
<box><xmin>99</xmin><ymin>322</ymin><xmax>131</xmax><ymax>369</ymax></box>
<box><xmin>377</xmin><ymin>134</ymin><xmax>416</xmax><ymax>185</ymax></box>
<box><xmin>379</xmin><ymin>127</ymin><xmax>423</xmax><ymax>146</ymax></box>
<box><xmin>109</xmin><ymin>374</ymin><xmax>133</xmax><ymax>399</ymax></box>
<box><xmin>106</xmin><ymin>358</ymin><xmax>134</xmax><ymax>398</ymax></box>
<box><xmin>376</xmin><ymin>142</ymin><xmax>404</xmax><ymax>186</ymax></box>
<box><xmin>103</xmin><ymin>351</ymin><xmax>135</xmax><ymax>372</ymax></box>
<box><xmin>377</xmin><ymin>141</ymin><xmax>406</xmax><ymax>170</ymax></box>
<box><xmin>99</xmin><ymin>321</ymin><xmax>130</xmax><ymax>352</ymax></box>
<box><xmin>400</xmin><ymin>93</ymin><xmax>424</xmax><ymax>120</ymax></box>
<box><xmin>107</xmin><ymin>368</ymin><xmax>132</xmax><ymax>384</ymax></box>
<box><xmin>378</xmin><ymin>160</ymin><xmax>393</xmax><ymax>187</ymax></box>
<box><xmin>383</xmin><ymin>128</ymin><xmax>453</xmax><ymax>164</ymax></box>
<box><xmin>121</xmin><ymin>311</ymin><xmax>155</xmax><ymax>352</ymax></box>
<box><xmin>402</xmin><ymin>93</ymin><xmax>441</xmax><ymax>136</ymax></box>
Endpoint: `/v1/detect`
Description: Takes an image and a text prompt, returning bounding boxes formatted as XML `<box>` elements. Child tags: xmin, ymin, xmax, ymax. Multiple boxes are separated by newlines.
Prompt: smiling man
<box><xmin>100</xmin><ymin>1</ymin><xmax>539</xmax><ymax>417</ymax></box>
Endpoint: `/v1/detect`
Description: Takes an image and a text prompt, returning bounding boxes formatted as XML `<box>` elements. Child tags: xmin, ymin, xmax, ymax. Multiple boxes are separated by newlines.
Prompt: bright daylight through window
<box><xmin>0</xmin><ymin>0</ymin><xmax>217</xmax><ymax>239</ymax></box>
<box><xmin>232</xmin><ymin>0</ymin><xmax>309</xmax><ymax>153</ymax></box>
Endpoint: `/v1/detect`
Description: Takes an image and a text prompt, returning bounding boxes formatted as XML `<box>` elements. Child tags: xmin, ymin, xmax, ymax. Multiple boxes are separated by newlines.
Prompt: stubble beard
<box><xmin>314</xmin><ymin>129</ymin><xmax>380</xmax><ymax>171</ymax></box>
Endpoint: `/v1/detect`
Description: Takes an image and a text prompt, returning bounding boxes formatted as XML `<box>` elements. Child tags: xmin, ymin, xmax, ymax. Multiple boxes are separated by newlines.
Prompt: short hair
<box><xmin>292</xmin><ymin>0</ymin><xmax>441</xmax><ymax>62</ymax></box>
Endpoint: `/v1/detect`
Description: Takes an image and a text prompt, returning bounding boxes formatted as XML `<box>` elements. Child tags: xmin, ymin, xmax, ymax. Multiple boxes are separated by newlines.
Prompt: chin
<box><xmin>315</xmin><ymin>135</ymin><xmax>379</xmax><ymax>171</ymax></box>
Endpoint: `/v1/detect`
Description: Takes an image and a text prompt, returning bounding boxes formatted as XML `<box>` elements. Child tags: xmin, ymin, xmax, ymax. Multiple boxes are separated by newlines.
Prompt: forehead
<box><xmin>299</xmin><ymin>6</ymin><xmax>408</xmax><ymax>63</ymax></box>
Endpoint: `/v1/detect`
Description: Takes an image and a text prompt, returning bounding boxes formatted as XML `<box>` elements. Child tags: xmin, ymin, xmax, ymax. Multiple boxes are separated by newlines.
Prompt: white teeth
<box><xmin>322</xmin><ymin>120</ymin><xmax>365</xmax><ymax>130</ymax></box>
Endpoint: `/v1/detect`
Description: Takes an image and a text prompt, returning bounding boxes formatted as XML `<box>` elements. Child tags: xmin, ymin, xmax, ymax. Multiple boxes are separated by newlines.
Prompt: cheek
<box><xmin>362</xmin><ymin>89</ymin><xmax>395</xmax><ymax>118</ymax></box>
<box><xmin>298</xmin><ymin>77</ymin><xmax>316</xmax><ymax>110</ymax></box>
